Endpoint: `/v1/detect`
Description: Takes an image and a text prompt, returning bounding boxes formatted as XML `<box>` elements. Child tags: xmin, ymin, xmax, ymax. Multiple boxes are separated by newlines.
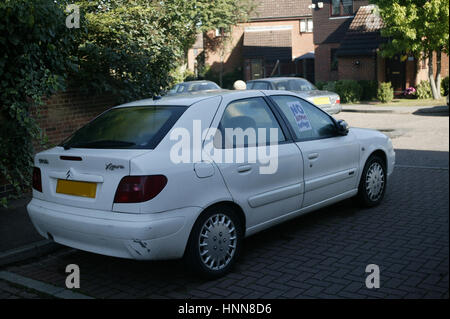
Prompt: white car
<box><xmin>28</xmin><ymin>90</ymin><xmax>395</xmax><ymax>278</ymax></box>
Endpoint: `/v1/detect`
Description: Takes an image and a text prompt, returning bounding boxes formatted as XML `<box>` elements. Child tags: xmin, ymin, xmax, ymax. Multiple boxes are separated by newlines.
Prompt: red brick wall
<box><xmin>32</xmin><ymin>89</ymin><xmax>118</xmax><ymax>152</ymax></box>
<box><xmin>314</xmin><ymin>43</ymin><xmax>340</xmax><ymax>82</ymax></box>
<box><xmin>338</xmin><ymin>56</ymin><xmax>377</xmax><ymax>81</ymax></box>
<box><xmin>0</xmin><ymin>89</ymin><xmax>118</xmax><ymax>197</ymax></box>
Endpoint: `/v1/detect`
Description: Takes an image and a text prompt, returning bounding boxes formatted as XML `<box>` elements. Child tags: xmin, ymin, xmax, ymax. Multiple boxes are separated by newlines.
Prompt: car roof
<box><xmin>248</xmin><ymin>77</ymin><xmax>308</xmax><ymax>82</ymax></box>
<box><xmin>115</xmin><ymin>89</ymin><xmax>305</xmax><ymax>108</ymax></box>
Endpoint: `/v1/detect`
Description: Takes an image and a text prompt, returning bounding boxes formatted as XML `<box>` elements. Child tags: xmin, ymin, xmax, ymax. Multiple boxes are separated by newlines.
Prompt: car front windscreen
<box><xmin>60</xmin><ymin>106</ymin><xmax>187</xmax><ymax>150</ymax></box>
<box><xmin>272</xmin><ymin>79</ymin><xmax>317</xmax><ymax>91</ymax></box>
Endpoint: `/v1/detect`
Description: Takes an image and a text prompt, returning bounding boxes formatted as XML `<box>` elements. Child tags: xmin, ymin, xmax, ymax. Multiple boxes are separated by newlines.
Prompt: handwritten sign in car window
<box><xmin>287</xmin><ymin>101</ymin><xmax>312</xmax><ymax>132</ymax></box>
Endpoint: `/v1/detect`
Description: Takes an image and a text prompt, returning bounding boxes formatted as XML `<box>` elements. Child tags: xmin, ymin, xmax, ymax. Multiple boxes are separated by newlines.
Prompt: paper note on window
<box><xmin>287</xmin><ymin>101</ymin><xmax>312</xmax><ymax>132</ymax></box>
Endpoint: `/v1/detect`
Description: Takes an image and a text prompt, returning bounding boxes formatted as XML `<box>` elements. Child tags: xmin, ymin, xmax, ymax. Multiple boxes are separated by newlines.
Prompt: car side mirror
<box><xmin>336</xmin><ymin>119</ymin><xmax>349</xmax><ymax>136</ymax></box>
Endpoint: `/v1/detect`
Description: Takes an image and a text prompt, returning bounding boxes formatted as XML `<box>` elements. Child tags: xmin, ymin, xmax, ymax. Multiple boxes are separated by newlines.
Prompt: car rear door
<box><xmin>269</xmin><ymin>94</ymin><xmax>360</xmax><ymax>208</ymax></box>
<box><xmin>205</xmin><ymin>91</ymin><xmax>304</xmax><ymax>230</ymax></box>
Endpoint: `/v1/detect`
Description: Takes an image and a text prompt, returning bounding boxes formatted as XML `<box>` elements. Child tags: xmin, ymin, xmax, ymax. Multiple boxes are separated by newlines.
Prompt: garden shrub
<box><xmin>323</xmin><ymin>81</ymin><xmax>337</xmax><ymax>93</ymax></box>
<box><xmin>334</xmin><ymin>80</ymin><xmax>362</xmax><ymax>103</ymax></box>
<box><xmin>358</xmin><ymin>80</ymin><xmax>378</xmax><ymax>101</ymax></box>
<box><xmin>416</xmin><ymin>80</ymin><xmax>433</xmax><ymax>99</ymax></box>
<box><xmin>377</xmin><ymin>82</ymin><xmax>394</xmax><ymax>103</ymax></box>
<box><xmin>315</xmin><ymin>81</ymin><xmax>327</xmax><ymax>90</ymax></box>
<box><xmin>0</xmin><ymin>0</ymin><xmax>77</xmax><ymax>206</ymax></box>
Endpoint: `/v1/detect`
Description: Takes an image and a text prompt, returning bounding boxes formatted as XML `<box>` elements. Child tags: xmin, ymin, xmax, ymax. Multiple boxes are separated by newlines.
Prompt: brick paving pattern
<box><xmin>1</xmin><ymin>159</ymin><xmax>448</xmax><ymax>299</ymax></box>
<box><xmin>0</xmin><ymin>279</ymin><xmax>53</xmax><ymax>299</ymax></box>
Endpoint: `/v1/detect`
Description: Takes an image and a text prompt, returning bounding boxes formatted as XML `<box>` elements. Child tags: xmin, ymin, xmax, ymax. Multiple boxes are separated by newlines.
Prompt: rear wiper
<box><xmin>63</xmin><ymin>140</ymin><xmax>136</xmax><ymax>150</ymax></box>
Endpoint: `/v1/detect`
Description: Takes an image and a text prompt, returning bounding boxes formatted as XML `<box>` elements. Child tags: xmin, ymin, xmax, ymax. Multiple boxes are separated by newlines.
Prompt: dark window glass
<box><xmin>330</xmin><ymin>49</ymin><xmax>338</xmax><ymax>71</ymax></box>
<box><xmin>331</xmin><ymin>0</ymin><xmax>353</xmax><ymax>16</ymax></box>
<box><xmin>61</xmin><ymin>106</ymin><xmax>187</xmax><ymax>149</ymax></box>
<box><xmin>169</xmin><ymin>82</ymin><xmax>220</xmax><ymax>93</ymax></box>
<box><xmin>342</xmin><ymin>0</ymin><xmax>353</xmax><ymax>15</ymax></box>
<box><xmin>215</xmin><ymin>97</ymin><xmax>285</xmax><ymax>148</ymax></box>
<box><xmin>251</xmin><ymin>82</ymin><xmax>270</xmax><ymax>90</ymax></box>
<box><xmin>331</xmin><ymin>0</ymin><xmax>340</xmax><ymax>16</ymax></box>
<box><xmin>187</xmin><ymin>82</ymin><xmax>220</xmax><ymax>91</ymax></box>
<box><xmin>272</xmin><ymin>95</ymin><xmax>337</xmax><ymax>141</ymax></box>
<box><xmin>273</xmin><ymin>79</ymin><xmax>316</xmax><ymax>91</ymax></box>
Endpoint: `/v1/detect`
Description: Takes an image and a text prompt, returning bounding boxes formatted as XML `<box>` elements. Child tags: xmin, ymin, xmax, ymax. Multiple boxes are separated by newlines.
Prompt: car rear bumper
<box><xmin>320</xmin><ymin>103</ymin><xmax>342</xmax><ymax>115</ymax></box>
<box><xmin>27</xmin><ymin>198</ymin><xmax>200</xmax><ymax>260</ymax></box>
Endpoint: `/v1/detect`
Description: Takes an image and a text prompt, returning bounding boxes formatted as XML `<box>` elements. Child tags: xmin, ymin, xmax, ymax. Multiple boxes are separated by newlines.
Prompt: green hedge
<box><xmin>317</xmin><ymin>80</ymin><xmax>378</xmax><ymax>103</ymax></box>
<box><xmin>358</xmin><ymin>80</ymin><xmax>378</xmax><ymax>101</ymax></box>
<box><xmin>416</xmin><ymin>80</ymin><xmax>433</xmax><ymax>99</ymax></box>
<box><xmin>377</xmin><ymin>82</ymin><xmax>394</xmax><ymax>103</ymax></box>
<box><xmin>0</xmin><ymin>0</ymin><xmax>77</xmax><ymax>207</ymax></box>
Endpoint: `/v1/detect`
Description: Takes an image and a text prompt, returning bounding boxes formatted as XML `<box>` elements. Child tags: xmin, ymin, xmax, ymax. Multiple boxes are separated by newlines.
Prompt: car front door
<box><xmin>269</xmin><ymin>94</ymin><xmax>360</xmax><ymax>208</ymax></box>
<box><xmin>204</xmin><ymin>92</ymin><xmax>304</xmax><ymax>232</ymax></box>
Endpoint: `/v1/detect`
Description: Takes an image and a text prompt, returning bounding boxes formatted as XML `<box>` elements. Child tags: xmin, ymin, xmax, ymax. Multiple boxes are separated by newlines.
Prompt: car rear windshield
<box><xmin>169</xmin><ymin>82</ymin><xmax>219</xmax><ymax>93</ymax></box>
<box><xmin>273</xmin><ymin>79</ymin><xmax>316</xmax><ymax>91</ymax></box>
<box><xmin>60</xmin><ymin>106</ymin><xmax>187</xmax><ymax>150</ymax></box>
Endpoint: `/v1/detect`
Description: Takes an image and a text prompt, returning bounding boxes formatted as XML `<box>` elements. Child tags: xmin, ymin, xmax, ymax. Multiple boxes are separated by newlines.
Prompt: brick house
<box><xmin>187</xmin><ymin>0</ymin><xmax>316</xmax><ymax>83</ymax></box>
<box><xmin>312</xmin><ymin>0</ymin><xmax>449</xmax><ymax>94</ymax></box>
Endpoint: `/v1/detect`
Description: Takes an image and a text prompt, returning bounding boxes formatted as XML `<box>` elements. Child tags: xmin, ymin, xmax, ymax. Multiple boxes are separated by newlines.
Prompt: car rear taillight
<box><xmin>114</xmin><ymin>175</ymin><xmax>167</xmax><ymax>203</ymax></box>
<box><xmin>336</xmin><ymin>98</ymin><xmax>340</xmax><ymax>104</ymax></box>
<box><xmin>32</xmin><ymin>167</ymin><xmax>42</xmax><ymax>192</ymax></box>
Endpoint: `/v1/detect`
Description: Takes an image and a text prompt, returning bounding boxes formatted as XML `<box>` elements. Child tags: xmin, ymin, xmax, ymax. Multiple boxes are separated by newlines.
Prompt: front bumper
<box><xmin>27</xmin><ymin>198</ymin><xmax>200</xmax><ymax>260</ymax></box>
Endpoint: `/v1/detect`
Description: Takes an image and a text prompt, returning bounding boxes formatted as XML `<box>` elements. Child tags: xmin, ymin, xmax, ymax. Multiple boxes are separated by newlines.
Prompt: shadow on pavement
<box><xmin>413</xmin><ymin>105</ymin><xmax>449</xmax><ymax>117</ymax></box>
<box><xmin>394</xmin><ymin>148</ymin><xmax>449</xmax><ymax>168</ymax></box>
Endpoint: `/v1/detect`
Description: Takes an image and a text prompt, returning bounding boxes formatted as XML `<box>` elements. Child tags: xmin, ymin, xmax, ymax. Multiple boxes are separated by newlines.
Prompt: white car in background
<box><xmin>28</xmin><ymin>90</ymin><xmax>395</xmax><ymax>278</ymax></box>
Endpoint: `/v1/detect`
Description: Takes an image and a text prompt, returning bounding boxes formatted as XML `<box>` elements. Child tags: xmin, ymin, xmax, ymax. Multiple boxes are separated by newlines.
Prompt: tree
<box><xmin>73</xmin><ymin>0</ymin><xmax>255</xmax><ymax>98</ymax></box>
<box><xmin>371</xmin><ymin>0</ymin><xmax>449</xmax><ymax>99</ymax></box>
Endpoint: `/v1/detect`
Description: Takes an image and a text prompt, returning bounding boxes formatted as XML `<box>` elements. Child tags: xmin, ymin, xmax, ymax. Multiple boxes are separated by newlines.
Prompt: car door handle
<box><xmin>308</xmin><ymin>153</ymin><xmax>319</xmax><ymax>160</ymax></box>
<box><xmin>237</xmin><ymin>165</ymin><xmax>252</xmax><ymax>173</ymax></box>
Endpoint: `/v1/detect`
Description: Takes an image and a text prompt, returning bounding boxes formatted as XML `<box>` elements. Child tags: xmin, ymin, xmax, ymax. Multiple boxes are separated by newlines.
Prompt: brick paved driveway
<box><xmin>2</xmin><ymin>149</ymin><xmax>449</xmax><ymax>299</ymax></box>
<box><xmin>1</xmin><ymin>108</ymin><xmax>449</xmax><ymax>299</ymax></box>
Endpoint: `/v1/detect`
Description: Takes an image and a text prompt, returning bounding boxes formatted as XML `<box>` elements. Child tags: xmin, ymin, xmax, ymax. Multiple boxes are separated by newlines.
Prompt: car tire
<box><xmin>184</xmin><ymin>205</ymin><xmax>243</xmax><ymax>279</ymax></box>
<box><xmin>357</xmin><ymin>154</ymin><xmax>387</xmax><ymax>207</ymax></box>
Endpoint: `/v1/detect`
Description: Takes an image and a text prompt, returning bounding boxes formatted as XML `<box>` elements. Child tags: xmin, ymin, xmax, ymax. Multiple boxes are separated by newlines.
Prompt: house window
<box><xmin>215</xmin><ymin>27</ymin><xmax>229</xmax><ymax>37</ymax></box>
<box><xmin>330</xmin><ymin>49</ymin><xmax>338</xmax><ymax>71</ymax></box>
<box><xmin>300</xmin><ymin>18</ymin><xmax>313</xmax><ymax>33</ymax></box>
<box><xmin>331</xmin><ymin>0</ymin><xmax>353</xmax><ymax>17</ymax></box>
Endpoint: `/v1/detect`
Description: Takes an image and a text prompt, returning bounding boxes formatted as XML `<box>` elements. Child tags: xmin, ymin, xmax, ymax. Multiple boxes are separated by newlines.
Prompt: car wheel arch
<box><xmin>182</xmin><ymin>200</ymin><xmax>247</xmax><ymax>258</ymax></box>
<box><xmin>367</xmin><ymin>149</ymin><xmax>387</xmax><ymax>170</ymax></box>
<box><xmin>198</xmin><ymin>201</ymin><xmax>246</xmax><ymax>235</ymax></box>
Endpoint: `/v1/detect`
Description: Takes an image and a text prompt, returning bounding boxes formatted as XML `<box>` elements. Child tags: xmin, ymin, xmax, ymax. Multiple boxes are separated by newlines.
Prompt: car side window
<box><xmin>214</xmin><ymin>97</ymin><xmax>286</xmax><ymax>148</ymax></box>
<box><xmin>271</xmin><ymin>95</ymin><xmax>337</xmax><ymax>141</ymax></box>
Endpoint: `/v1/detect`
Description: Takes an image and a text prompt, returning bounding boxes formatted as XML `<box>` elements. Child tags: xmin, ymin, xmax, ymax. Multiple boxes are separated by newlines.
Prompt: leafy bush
<box><xmin>222</xmin><ymin>69</ymin><xmax>244</xmax><ymax>89</ymax></box>
<box><xmin>442</xmin><ymin>76</ymin><xmax>449</xmax><ymax>96</ymax></box>
<box><xmin>358</xmin><ymin>80</ymin><xmax>378</xmax><ymax>101</ymax></box>
<box><xmin>334</xmin><ymin>80</ymin><xmax>362</xmax><ymax>103</ymax></box>
<box><xmin>315</xmin><ymin>81</ymin><xmax>327</xmax><ymax>90</ymax></box>
<box><xmin>323</xmin><ymin>81</ymin><xmax>337</xmax><ymax>93</ymax></box>
<box><xmin>416</xmin><ymin>80</ymin><xmax>433</xmax><ymax>99</ymax></box>
<box><xmin>377</xmin><ymin>82</ymin><xmax>394</xmax><ymax>103</ymax></box>
<box><xmin>0</xmin><ymin>0</ymin><xmax>77</xmax><ymax>206</ymax></box>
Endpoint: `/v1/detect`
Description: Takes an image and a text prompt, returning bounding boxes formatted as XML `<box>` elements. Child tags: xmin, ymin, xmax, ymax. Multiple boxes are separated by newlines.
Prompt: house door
<box><xmin>386</xmin><ymin>55</ymin><xmax>406</xmax><ymax>95</ymax></box>
<box><xmin>250</xmin><ymin>59</ymin><xmax>264</xmax><ymax>79</ymax></box>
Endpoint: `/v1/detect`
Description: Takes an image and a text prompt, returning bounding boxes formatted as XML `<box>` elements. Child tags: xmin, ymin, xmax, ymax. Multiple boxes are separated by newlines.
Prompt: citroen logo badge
<box><xmin>66</xmin><ymin>170</ymin><xmax>72</xmax><ymax>180</ymax></box>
